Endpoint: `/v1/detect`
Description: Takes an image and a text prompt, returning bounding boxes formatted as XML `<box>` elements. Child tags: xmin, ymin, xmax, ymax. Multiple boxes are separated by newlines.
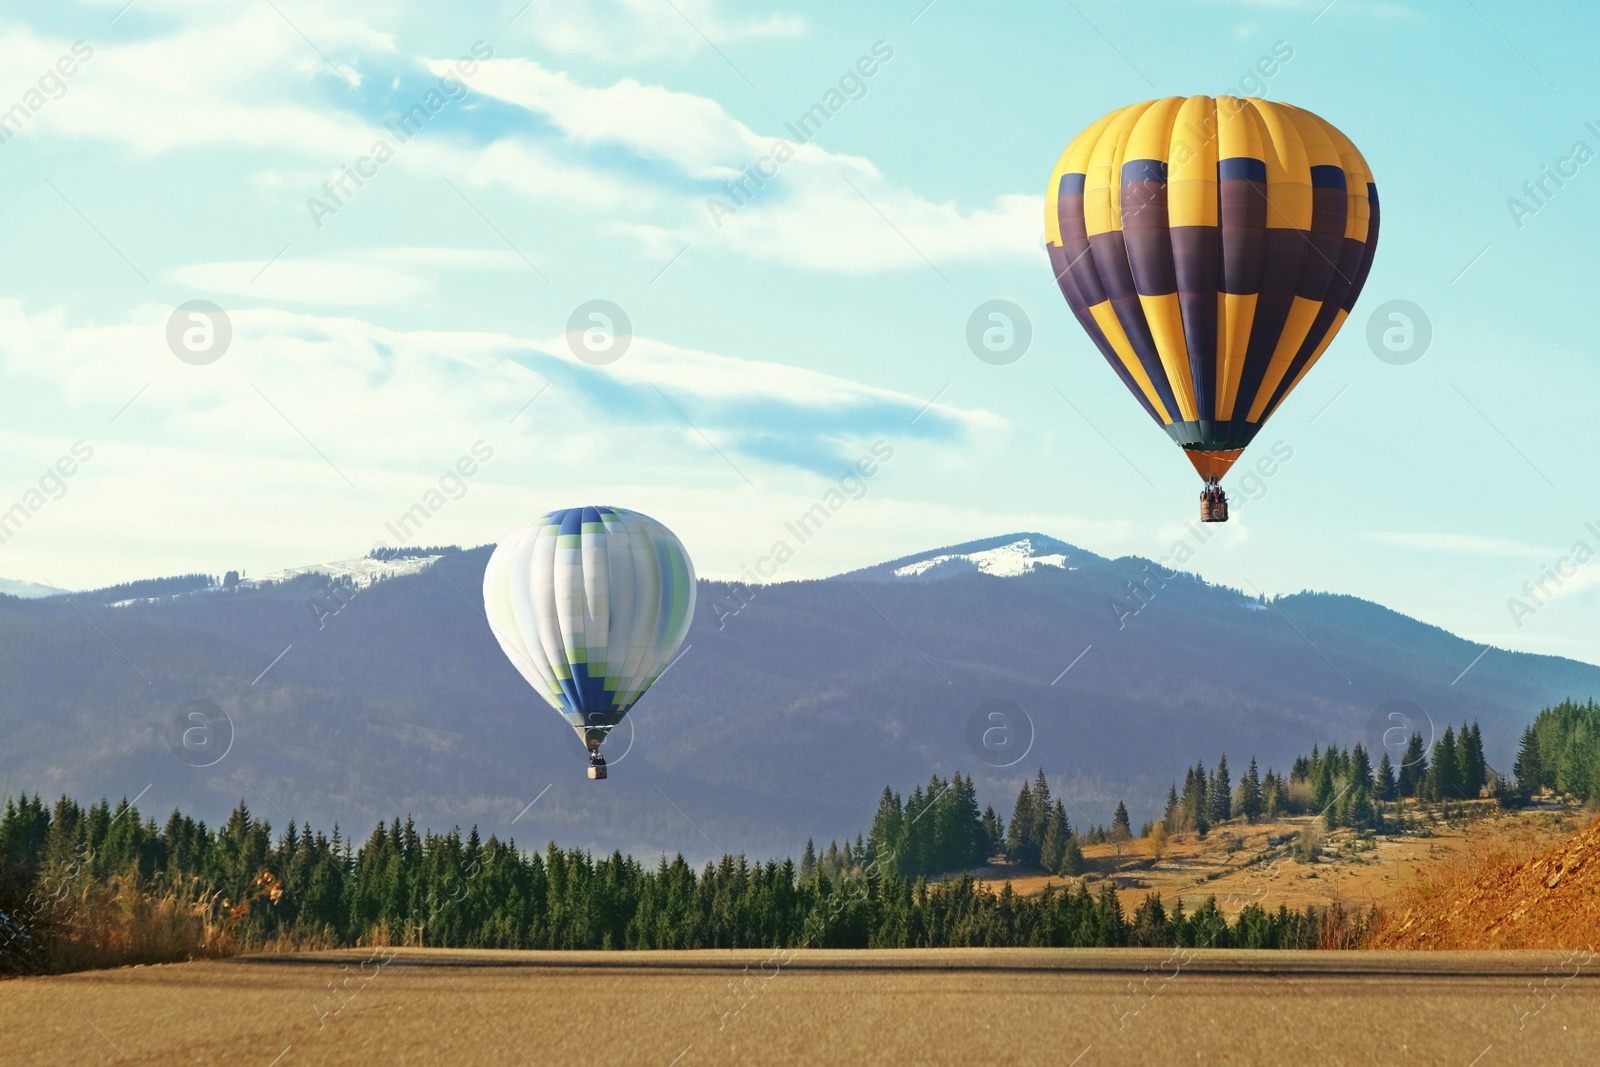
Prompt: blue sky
<box><xmin>0</xmin><ymin>0</ymin><xmax>1597</xmax><ymax>665</ymax></box>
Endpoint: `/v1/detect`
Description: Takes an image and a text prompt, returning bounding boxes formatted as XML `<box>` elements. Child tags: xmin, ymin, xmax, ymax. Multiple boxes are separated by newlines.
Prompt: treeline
<box><xmin>0</xmin><ymin>789</ymin><xmax>1370</xmax><ymax>974</ymax></box>
<box><xmin>1168</xmin><ymin>721</ymin><xmax>1493</xmax><ymax>831</ymax></box>
<box><xmin>840</xmin><ymin>771</ymin><xmax>1123</xmax><ymax>885</ymax></box>
<box><xmin>1515</xmin><ymin>698</ymin><xmax>1600</xmax><ymax>801</ymax></box>
<box><xmin>831</xmin><ymin>721</ymin><xmax>1503</xmax><ymax>889</ymax></box>
<box><xmin>994</xmin><ymin>721</ymin><xmax>1502</xmax><ymax>883</ymax></box>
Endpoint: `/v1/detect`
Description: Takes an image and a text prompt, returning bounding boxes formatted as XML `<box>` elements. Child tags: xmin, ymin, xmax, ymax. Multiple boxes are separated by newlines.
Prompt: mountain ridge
<box><xmin>2</xmin><ymin>533</ymin><xmax>1595</xmax><ymax>862</ymax></box>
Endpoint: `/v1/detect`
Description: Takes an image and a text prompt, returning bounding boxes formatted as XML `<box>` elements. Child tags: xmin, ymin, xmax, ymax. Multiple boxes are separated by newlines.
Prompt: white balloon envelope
<box><xmin>483</xmin><ymin>506</ymin><xmax>695</xmax><ymax>776</ymax></box>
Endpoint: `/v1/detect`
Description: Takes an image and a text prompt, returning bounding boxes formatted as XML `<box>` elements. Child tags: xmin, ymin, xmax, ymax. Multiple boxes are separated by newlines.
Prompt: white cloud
<box><xmin>172</xmin><ymin>260</ymin><xmax>431</xmax><ymax>306</ymax></box>
<box><xmin>0</xmin><ymin>296</ymin><xmax>1024</xmax><ymax>589</ymax></box>
<box><xmin>1543</xmin><ymin>566</ymin><xmax>1600</xmax><ymax>602</ymax></box>
<box><xmin>460</xmin><ymin>55</ymin><xmax>1039</xmax><ymax>269</ymax></box>
<box><xmin>367</xmin><ymin>247</ymin><xmax>528</xmax><ymax>268</ymax></box>
<box><xmin>168</xmin><ymin>247</ymin><xmax>536</xmax><ymax>307</ymax></box>
<box><xmin>0</xmin><ymin>298</ymin><xmax>1001</xmax><ymax>474</ymax></box>
<box><xmin>516</xmin><ymin>0</ymin><xmax>805</xmax><ymax>63</ymax></box>
<box><xmin>3</xmin><ymin>13</ymin><xmax>1032</xmax><ymax>276</ymax></box>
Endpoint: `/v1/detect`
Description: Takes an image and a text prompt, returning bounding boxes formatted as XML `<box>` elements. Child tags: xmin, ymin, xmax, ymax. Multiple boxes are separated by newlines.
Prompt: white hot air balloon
<box><xmin>483</xmin><ymin>506</ymin><xmax>696</xmax><ymax>779</ymax></box>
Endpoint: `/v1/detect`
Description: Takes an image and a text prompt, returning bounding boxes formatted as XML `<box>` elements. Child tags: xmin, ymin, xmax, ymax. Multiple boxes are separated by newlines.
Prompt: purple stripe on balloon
<box><xmin>1343</xmin><ymin>184</ymin><xmax>1380</xmax><ymax>312</ymax></box>
<box><xmin>1053</xmin><ymin>181</ymin><xmax>1107</xmax><ymax>305</ymax></box>
<box><xmin>1122</xmin><ymin>179</ymin><xmax>1176</xmax><ymax>296</ymax></box>
<box><xmin>1219</xmin><ymin>180</ymin><xmax>1266</xmax><ymax>294</ymax></box>
<box><xmin>1233</xmin><ymin>227</ymin><xmax>1309</xmax><ymax>415</ymax></box>
<box><xmin>1170</xmin><ymin>222</ymin><xmax>1220</xmax><ymax>419</ymax></box>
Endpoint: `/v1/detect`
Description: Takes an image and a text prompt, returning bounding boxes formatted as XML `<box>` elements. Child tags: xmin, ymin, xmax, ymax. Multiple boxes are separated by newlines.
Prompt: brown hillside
<box><xmin>1375</xmin><ymin>813</ymin><xmax>1600</xmax><ymax>949</ymax></box>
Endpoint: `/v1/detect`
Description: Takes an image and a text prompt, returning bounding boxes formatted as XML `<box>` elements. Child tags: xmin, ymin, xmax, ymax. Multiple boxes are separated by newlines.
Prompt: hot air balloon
<box><xmin>1045</xmin><ymin>96</ymin><xmax>1379</xmax><ymax>521</ymax></box>
<box><xmin>483</xmin><ymin>506</ymin><xmax>695</xmax><ymax>780</ymax></box>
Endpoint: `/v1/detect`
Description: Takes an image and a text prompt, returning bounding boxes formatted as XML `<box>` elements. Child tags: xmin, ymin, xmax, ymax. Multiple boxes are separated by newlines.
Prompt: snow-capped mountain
<box><xmin>892</xmin><ymin>538</ymin><xmax>1072</xmax><ymax>579</ymax></box>
<box><xmin>0</xmin><ymin>579</ymin><xmax>68</xmax><ymax>599</ymax></box>
<box><xmin>843</xmin><ymin>533</ymin><xmax>1081</xmax><ymax>582</ymax></box>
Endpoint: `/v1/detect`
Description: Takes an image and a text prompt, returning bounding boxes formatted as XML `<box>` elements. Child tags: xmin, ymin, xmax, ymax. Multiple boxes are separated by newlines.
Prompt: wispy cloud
<box><xmin>516</xmin><ymin>0</ymin><xmax>806</xmax><ymax>62</ymax></box>
<box><xmin>4</xmin><ymin>12</ymin><xmax>1033</xmax><ymax>274</ymax></box>
<box><xmin>170</xmin><ymin>249</ymin><xmax>537</xmax><ymax>305</ymax></box>
<box><xmin>0</xmin><ymin>299</ymin><xmax>998</xmax><ymax>477</ymax></box>
<box><xmin>171</xmin><ymin>260</ymin><xmax>429</xmax><ymax>306</ymax></box>
<box><xmin>1359</xmin><ymin>531</ymin><xmax>1553</xmax><ymax>558</ymax></box>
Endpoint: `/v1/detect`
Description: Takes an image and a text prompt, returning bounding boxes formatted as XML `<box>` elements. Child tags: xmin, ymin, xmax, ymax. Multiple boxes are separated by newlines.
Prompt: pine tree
<box><xmin>1350</xmin><ymin>744</ymin><xmax>1373</xmax><ymax>794</ymax></box>
<box><xmin>1312</xmin><ymin>759</ymin><xmax>1336</xmax><ymax>812</ymax></box>
<box><xmin>1039</xmin><ymin>801</ymin><xmax>1069</xmax><ymax>873</ymax></box>
<box><xmin>1375</xmin><ymin>752</ymin><xmax>1397</xmax><ymax>802</ymax></box>
<box><xmin>1209</xmin><ymin>756</ymin><xmax>1233</xmax><ymax>824</ymax></box>
<box><xmin>1034</xmin><ymin>770</ymin><xmax>1052</xmax><ymax>811</ymax></box>
<box><xmin>1163</xmin><ymin>783</ymin><xmax>1180</xmax><ymax>831</ymax></box>
<box><xmin>1181</xmin><ymin>762</ymin><xmax>1208</xmax><ymax>834</ymax></box>
<box><xmin>1429</xmin><ymin>726</ymin><xmax>1461</xmax><ymax>800</ymax></box>
<box><xmin>1059</xmin><ymin>831</ymin><xmax>1084</xmax><ymax>877</ymax></box>
<box><xmin>799</xmin><ymin>838</ymin><xmax>816</xmax><ymax>882</ymax></box>
<box><xmin>1239</xmin><ymin>758</ymin><xmax>1263</xmax><ymax>823</ymax></box>
<box><xmin>1397</xmin><ymin>733</ymin><xmax>1427</xmax><ymax>798</ymax></box>
<box><xmin>867</xmin><ymin>787</ymin><xmax>903</xmax><ymax>866</ymax></box>
<box><xmin>1028</xmin><ymin>771</ymin><xmax>1052</xmax><ymax>859</ymax></box>
<box><xmin>1004</xmin><ymin>781</ymin><xmax>1037</xmax><ymax>866</ymax></box>
<box><xmin>1513</xmin><ymin>725</ymin><xmax>1542</xmax><ymax>801</ymax></box>
<box><xmin>950</xmin><ymin>772</ymin><xmax>987</xmax><ymax>867</ymax></box>
<box><xmin>1348</xmin><ymin>788</ymin><xmax>1377</xmax><ymax>831</ymax></box>
<box><xmin>870</xmin><ymin>790</ymin><xmax>908</xmax><ymax>863</ymax></box>
<box><xmin>1110</xmin><ymin>801</ymin><xmax>1133</xmax><ymax>856</ymax></box>
<box><xmin>1262</xmin><ymin>770</ymin><xmax>1284</xmax><ymax>818</ymax></box>
<box><xmin>900</xmin><ymin>786</ymin><xmax>928</xmax><ymax>874</ymax></box>
<box><xmin>1460</xmin><ymin>722</ymin><xmax>1487</xmax><ymax>798</ymax></box>
<box><xmin>979</xmin><ymin>805</ymin><xmax>1004</xmax><ymax>861</ymax></box>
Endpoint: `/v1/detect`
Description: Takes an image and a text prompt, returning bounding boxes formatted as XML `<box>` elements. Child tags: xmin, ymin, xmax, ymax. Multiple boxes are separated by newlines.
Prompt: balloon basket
<box><xmin>587</xmin><ymin>755</ymin><xmax>608</xmax><ymax>780</ymax></box>
<box><xmin>1200</xmin><ymin>483</ymin><xmax>1229</xmax><ymax>523</ymax></box>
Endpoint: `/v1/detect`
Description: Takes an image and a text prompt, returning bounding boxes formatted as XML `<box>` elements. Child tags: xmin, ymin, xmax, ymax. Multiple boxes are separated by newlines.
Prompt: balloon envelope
<box><xmin>483</xmin><ymin>506</ymin><xmax>695</xmax><ymax>751</ymax></box>
<box><xmin>1046</xmin><ymin>96</ymin><xmax>1379</xmax><ymax>482</ymax></box>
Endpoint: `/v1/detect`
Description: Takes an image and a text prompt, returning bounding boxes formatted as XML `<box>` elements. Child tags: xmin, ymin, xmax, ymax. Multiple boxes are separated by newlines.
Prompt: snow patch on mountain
<box><xmin>892</xmin><ymin>538</ymin><xmax>1071</xmax><ymax>579</ymax></box>
<box><xmin>108</xmin><ymin>556</ymin><xmax>443</xmax><ymax>607</ymax></box>
<box><xmin>242</xmin><ymin>555</ymin><xmax>444</xmax><ymax>590</ymax></box>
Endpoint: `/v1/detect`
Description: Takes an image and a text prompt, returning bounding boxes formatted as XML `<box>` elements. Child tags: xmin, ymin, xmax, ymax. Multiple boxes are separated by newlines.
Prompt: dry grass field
<box><xmin>973</xmin><ymin>802</ymin><xmax>1588</xmax><ymax>919</ymax></box>
<box><xmin>5</xmin><ymin>804</ymin><xmax>1596</xmax><ymax>1065</ymax></box>
<box><xmin>4</xmin><ymin>948</ymin><xmax>1598</xmax><ymax>1066</ymax></box>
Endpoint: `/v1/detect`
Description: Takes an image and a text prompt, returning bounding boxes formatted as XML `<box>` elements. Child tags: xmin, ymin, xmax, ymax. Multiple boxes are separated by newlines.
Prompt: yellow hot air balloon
<box><xmin>1045</xmin><ymin>96</ymin><xmax>1379</xmax><ymax>521</ymax></box>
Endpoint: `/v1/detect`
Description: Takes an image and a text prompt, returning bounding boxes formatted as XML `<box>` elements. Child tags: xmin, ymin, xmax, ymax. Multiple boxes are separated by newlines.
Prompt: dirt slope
<box><xmin>1377</xmin><ymin>814</ymin><xmax>1600</xmax><ymax>949</ymax></box>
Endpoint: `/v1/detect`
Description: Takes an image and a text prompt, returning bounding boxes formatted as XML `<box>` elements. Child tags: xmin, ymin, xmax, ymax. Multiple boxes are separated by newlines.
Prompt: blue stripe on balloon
<box><xmin>1120</xmin><ymin>158</ymin><xmax>1168</xmax><ymax>185</ymax></box>
<box><xmin>1310</xmin><ymin>165</ymin><xmax>1346</xmax><ymax>190</ymax></box>
<box><xmin>1217</xmin><ymin>157</ymin><xmax>1267</xmax><ymax>183</ymax></box>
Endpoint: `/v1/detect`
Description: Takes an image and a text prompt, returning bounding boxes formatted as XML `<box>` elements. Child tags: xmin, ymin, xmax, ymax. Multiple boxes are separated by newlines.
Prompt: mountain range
<box><xmin>2</xmin><ymin>534</ymin><xmax>1595</xmax><ymax>862</ymax></box>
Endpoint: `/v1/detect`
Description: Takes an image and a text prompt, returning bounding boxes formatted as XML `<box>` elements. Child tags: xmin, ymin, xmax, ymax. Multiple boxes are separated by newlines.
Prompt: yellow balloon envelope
<box><xmin>1045</xmin><ymin>97</ymin><xmax>1379</xmax><ymax>510</ymax></box>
